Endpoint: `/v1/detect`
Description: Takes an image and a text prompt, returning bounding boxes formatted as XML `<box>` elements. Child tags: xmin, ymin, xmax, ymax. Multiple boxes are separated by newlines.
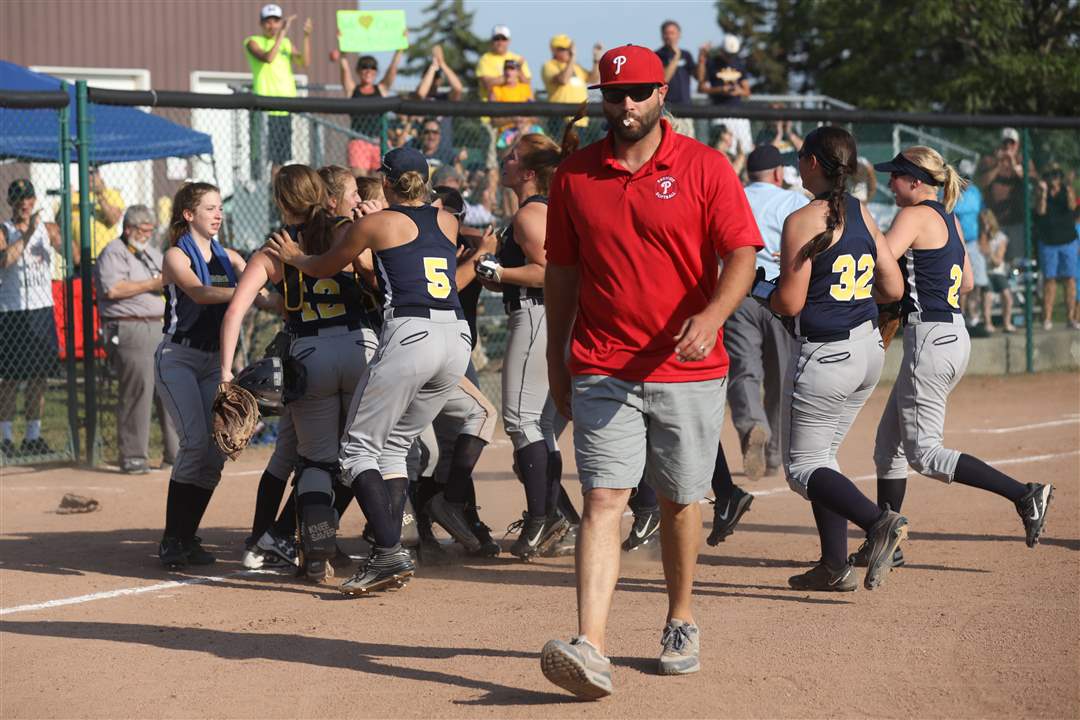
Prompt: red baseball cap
<box><xmin>589</xmin><ymin>45</ymin><xmax>665</xmax><ymax>88</ymax></box>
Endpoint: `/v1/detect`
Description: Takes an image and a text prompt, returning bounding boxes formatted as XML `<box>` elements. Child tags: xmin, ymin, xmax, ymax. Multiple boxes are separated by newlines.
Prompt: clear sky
<box><xmin>356</xmin><ymin>0</ymin><xmax>725</xmax><ymax>90</ymax></box>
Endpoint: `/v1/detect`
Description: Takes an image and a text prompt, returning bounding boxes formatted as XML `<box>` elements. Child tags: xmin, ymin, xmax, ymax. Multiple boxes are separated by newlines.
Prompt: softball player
<box><xmin>476</xmin><ymin>133</ymin><xmax>575</xmax><ymax>560</ymax></box>
<box><xmin>862</xmin><ymin>146</ymin><xmax>1053</xmax><ymax>563</ymax></box>
<box><xmin>266</xmin><ymin>147</ymin><xmax>470</xmax><ymax>594</ymax></box>
<box><xmin>222</xmin><ymin>165</ymin><xmax>378</xmax><ymax>582</ymax></box>
<box><xmin>157</xmin><ymin>182</ymin><xmax>269</xmax><ymax>569</ymax></box>
<box><xmin>768</xmin><ymin>127</ymin><xmax>908</xmax><ymax>592</ymax></box>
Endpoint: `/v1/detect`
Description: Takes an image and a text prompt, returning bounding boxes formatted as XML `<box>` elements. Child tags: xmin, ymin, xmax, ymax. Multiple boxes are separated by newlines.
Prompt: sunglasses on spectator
<box><xmin>422</xmin><ymin>128</ymin><xmax>441</xmax><ymax>135</ymax></box>
<box><xmin>600</xmin><ymin>84</ymin><xmax>658</xmax><ymax>104</ymax></box>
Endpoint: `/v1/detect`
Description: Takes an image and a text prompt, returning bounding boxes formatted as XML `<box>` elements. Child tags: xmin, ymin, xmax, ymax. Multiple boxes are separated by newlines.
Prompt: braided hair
<box><xmin>799</xmin><ymin>127</ymin><xmax>858</xmax><ymax>262</ymax></box>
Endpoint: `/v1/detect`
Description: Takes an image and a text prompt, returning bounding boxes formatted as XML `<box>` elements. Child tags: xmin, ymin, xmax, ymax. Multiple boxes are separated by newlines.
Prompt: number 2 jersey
<box><xmin>898</xmin><ymin>200</ymin><xmax>966</xmax><ymax>318</ymax></box>
<box><xmin>795</xmin><ymin>193</ymin><xmax>878</xmax><ymax>338</ymax></box>
<box><xmin>374</xmin><ymin>204</ymin><xmax>462</xmax><ymax>314</ymax></box>
<box><xmin>280</xmin><ymin>220</ymin><xmax>382</xmax><ymax>335</ymax></box>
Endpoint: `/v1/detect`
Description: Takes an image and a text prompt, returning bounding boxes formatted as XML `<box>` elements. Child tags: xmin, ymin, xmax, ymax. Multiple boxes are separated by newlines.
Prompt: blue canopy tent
<box><xmin>0</xmin><ymin>60</ymin><xmax>212</xmax><ymax>161</ymax></box>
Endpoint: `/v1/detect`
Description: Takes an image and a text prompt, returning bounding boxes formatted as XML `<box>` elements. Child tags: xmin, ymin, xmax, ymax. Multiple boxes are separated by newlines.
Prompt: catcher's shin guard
<box><xmin>295</xmin><ymin>459</ymin><xmax>339</xmax><ymax>562</ymax></box>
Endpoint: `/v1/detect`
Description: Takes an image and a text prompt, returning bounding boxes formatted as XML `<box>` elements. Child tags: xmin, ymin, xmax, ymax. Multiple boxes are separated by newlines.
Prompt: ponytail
<box><xmin>799</xmin><ymin>165</ymin><xmax>850</xmax><ymax>262</ymax></box>
<box><xmin>941</xmin><ymin>163</ymin><xmax>965</xmax><ymax>213</ymax></box>
<box><xmin>388</xmin><ymin>170</ymin><xmax>428</xmax><ymax>202</ymax></box>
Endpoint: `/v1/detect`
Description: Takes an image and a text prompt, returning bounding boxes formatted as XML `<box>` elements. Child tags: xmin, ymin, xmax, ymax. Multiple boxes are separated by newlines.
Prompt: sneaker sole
<box><xmin>540</xmin><ymin>641</ymin><xmax>612</xmax><ymax>700</ymax></box>
<box><xmin>658</xmin><ymin>656</ymin><xmax>701</xmax><ymax>675</ymax></box>
<box><xmin>865</xmin><ymin>521</ymin><xmax>908</xmax><ymax>591</ymax></box>
<box><xmin>743</xmin><ymin>426</ymin><xmax>767</xmax><ymax>482</ymax></box>
<box><xmin>339</xmin><ymin>570</ymin><xmax>414</xmax><ymax>596</ymax></box>
<box><xmin>706</xmin><ymin>494</ymin><xmax>754</xmax><ymax>547</ymax></box>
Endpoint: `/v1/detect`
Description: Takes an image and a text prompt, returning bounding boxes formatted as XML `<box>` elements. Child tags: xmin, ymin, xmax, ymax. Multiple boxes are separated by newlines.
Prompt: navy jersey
<box><xmin>898</xmin><ymin>200</ymin><xmax>966</xmax><ymax>317</ymax></box>
<box><xmin>796</xmin><ymin>194</ymin><xmax>879</xmax><ymax>338</ymax></box>
<box><xmin>374</xmin><ymin>204</ymin><xmax>461</xmax><ymax>312</ymax></box>
<box><xmin>280</xmin><ymin>221</ymin><xmax>382</xmax><ymax>333</ymax></box>
<box><xmin>163</xmin><ymin>252</ymin><xmax>233</xmax><ymax>350</ymax></box>
<box><xmin>499</xmin><ymin>194</ymin><xmax>547</xmax><ymax>307</ymax></box>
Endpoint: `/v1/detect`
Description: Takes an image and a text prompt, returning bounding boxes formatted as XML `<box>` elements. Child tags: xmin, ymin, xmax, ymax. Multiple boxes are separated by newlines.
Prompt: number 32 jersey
<box><xmin>796</xmin><ymin>193</ymin><xmax>879</xmax><ymax>338</ymax></box>
<box><xmin>898</xmin><ymin>200</ymin><xmax>966</xmax><ymax>318</ymax></box>
<box><xmin>374</xmin><ymin>204</ymin><xmax>462</xmax><ymax>313</ymax></box>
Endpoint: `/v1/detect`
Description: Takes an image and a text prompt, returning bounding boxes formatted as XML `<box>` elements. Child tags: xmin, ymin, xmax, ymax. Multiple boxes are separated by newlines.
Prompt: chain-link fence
<box><xmin>3</xmin><ymin>82</ymin><xmax>1078</xmax><ymax>467</ymax></box>
<box><xmin>0</xmin><ymin>89</ymin><xmax>79</xmax><ymax>467</ymax></box>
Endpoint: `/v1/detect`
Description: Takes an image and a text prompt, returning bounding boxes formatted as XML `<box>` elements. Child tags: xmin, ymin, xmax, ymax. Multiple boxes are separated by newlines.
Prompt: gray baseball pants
<box><xmin>783</xmin><ymin>320</ymin><xmax>883</xmax><ymax>498</ymax></box>
<box><xmin>154</xmin><ymin>339</ymin><xmax>225</xmax><ymax>489</ymax></box>
<box><xmin>340</xmin><ymin>312</ymin><xmax>471</xmax><ymax>482</ymax></box>
<box><xmin>873</xmin><ymin>313</ymin><xmax>969</xmax><ymax>482</ymax></box>
<box><xmin>105</xmin><ymin>319</ymin><xmax>178</xmax><ymax>466</ymax></box>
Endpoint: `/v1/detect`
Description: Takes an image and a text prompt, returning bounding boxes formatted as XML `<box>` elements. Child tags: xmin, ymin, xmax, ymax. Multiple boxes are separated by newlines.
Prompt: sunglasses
<box><xmin>422</xmin><ymin>128</ymin><xmax>440</xmax><ymax>135</ymax></box>
<box><xmin>601</xmin><ymin>84</ymin><xmax>658</xmax><ymax>104</ymax></box>
<box><xmin>358</xmin><ymin>64</ymin><xmax>377</xmax><ymax>71</ymax></box>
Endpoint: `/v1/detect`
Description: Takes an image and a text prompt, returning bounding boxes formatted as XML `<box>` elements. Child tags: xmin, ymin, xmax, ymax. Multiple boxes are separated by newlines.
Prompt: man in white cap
<box><xmin>978</xmin><ymin>127</ymin><xmax>1028</xmax><ymax>266</ymax></box>
<box><xmin>244</xmin><ymin>4</ymin><xmax>312</xmax><ymax>170</ymax></box>
<box><xmin>476</xmin><ymin>25</ymin><xmax>532</xmax><ymax>98</ymax></box>
<box><xmin>699</xmin><ymin>33</ymin><xmax>752</xmax><ymax>155</ymax></box>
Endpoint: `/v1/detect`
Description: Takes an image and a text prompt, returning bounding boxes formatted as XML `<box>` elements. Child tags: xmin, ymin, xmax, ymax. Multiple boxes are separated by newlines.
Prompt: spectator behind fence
<box><xmin>67</xmin><ymin>167</ymin><xmax>121</xmax><ymax>272</ymax></box>
<box><xmin>979</xmin><ymin>208</ymin><xmax>1016</xmax><ymax>333</ymax></box>
<box><xmin>655</xmin><ymin>20</ymin><xmax>697</xmax><ymax>136</ymax></box>
<box><xmin>334</xmin><ymin>48</ymin><xmax>400</xmax><ymax>175</ymax></box>
<box><xmin>978</xmin><ymin>127</ymin><xmax>1031</xmax><ymax>263</ymax></box>
<box><xmin>1034</xmin><ymin>163</ymin><xmax>1079</xmax><ymax>330</ymax></box>
<box><xmin>94</xmin><ymin>205</ymin><xmax>179</xmax><ymax>473</ymax></box>
<box><xmin>477</xmin><ymin>25</ymin><xmax>532</xmax><ymax>98</ymax></box>
<box><xmin>432</xmin><ymin>165</ymin><xmax>495</xmax><ymax>228</ymax></box>
<box><xmin>415</xmin><ymin>45</ymin><xmax>465</xmax><ymax>162</ymax></box>
<box><xmin>953</xmin><ymin>159</ymin><xmax>987</xmax><ymax>328</ymax></box>
<box><xmin>699</xmin><ymin>34</ymin><xmax>753</xmax><ymax>156</ymax></box>
<box><xmin>386</xmin><ymin>115</ymin><xmax>415</xmax><ymax>150</ymax></box>
<box><xmin>410</xmin><ymin>117</ymin><xmax>465</xmax><ymax>172</ymax></box>
<box><xmin>541</xmin><ymin>35</ymin><xmax>601</xmax><ymax>132</ymax></box>
<box><xmin>0</xmin><ymin>180</ymin><xmax>61</xmax><ymax>459</ymax></box>
<box><xmin>713</xmin><ymin>124</ymin><xmax>746</xmax><ymax>177</ymax></box>
<box><xmin>244</xmin><ymin>4</ymin><xmax>311</xmax><ymax>170</ymax></box>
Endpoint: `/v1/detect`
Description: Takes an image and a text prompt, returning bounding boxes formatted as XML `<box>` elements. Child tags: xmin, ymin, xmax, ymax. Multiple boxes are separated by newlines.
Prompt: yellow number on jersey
<box><xmin>424</xmin><ymin>257</ymin><xmax>451</xmax><ymax>299</ymax></box>
<box><xmin>829</xmin><ymin>253</ymin><xmax>875</xmax><ymax>301</ymax></box>
<box><xmin>947</xmin><ymin>264</ymin><xmax>963</xmax><ymax>309</ymax></box>
<box><xmin>299</xmin><ymin>278</ymin><xmax>345</xmax><ymax>322</ymax></box>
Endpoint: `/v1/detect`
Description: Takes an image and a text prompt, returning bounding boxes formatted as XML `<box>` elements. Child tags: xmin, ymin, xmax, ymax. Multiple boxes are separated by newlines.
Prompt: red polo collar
<box><xmin>599</xmin><ymin>118</ymin><xmax>677</xmax><ymax>175</ymax></box>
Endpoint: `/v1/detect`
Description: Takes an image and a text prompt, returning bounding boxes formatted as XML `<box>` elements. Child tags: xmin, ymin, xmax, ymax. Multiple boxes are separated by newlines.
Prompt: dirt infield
<box><xmin>1</xmin><ymin>372</ymin><xmax>1077</xmax><ymax>719</ymax></box>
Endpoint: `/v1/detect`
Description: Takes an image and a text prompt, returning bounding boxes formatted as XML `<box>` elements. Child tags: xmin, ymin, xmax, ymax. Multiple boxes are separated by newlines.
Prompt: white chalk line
<box><xmin>0</xmin><ymin>568</ymin><xmax>287</xmax><ymax>617</ymax></box>
<box><xmin>963</xmin><ymin>417</ymin><xmax>1080</xmax><ymax>434</ymax></box>
<box><xmin>2</xmin><ymin>448</ymin><xmax>1076</xmax><ymax>619</ymax></box>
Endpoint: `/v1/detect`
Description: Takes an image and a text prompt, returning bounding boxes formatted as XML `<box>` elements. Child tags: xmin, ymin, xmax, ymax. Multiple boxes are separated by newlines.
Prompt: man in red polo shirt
<box><xmin>539</xmin><ymin>45</ymin><xmax>762</xmax><ymax>699</ymax></box>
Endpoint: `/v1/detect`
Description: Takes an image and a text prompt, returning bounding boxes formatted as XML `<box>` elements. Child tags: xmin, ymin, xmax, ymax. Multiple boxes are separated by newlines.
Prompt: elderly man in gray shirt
<box><xmin>94</xmin><ymin>205</ymin><xmax>178</xmax><ymax>474</ymax></box>
<box><xmin>725</xmin><ymin>145</ymin><xmax>808</xmax><ymax>480</ymax></box>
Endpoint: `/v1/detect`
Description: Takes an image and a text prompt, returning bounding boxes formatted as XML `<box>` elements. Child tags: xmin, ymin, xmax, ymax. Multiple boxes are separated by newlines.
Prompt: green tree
<box><xmin>715</xmin><ymin>0</ymin><xmax>1080</xmax><ymax>116</ymax></box>
<box><xmin>403</xmin><ymin>0</ymin><xmax>487</xmax><ymax>96</ymax></box>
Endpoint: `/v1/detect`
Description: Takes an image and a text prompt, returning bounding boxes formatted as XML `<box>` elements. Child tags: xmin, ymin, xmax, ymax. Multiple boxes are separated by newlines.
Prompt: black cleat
<box><xmin>329</xmin><ymin>543</ymin><xmax>353</xmax><ymax>572</ymax></box>
<box><xmin>340</xmin><ymin>544</ymin><xmax>415</xmax><ymax>595</ymax></box>
<box><xmin>544</xmin><ymin>523</ymin><xmax>578</xmax><ymax>557</ymax></box>
<box><xmin>1016</xmin><ymin>482</ymin><xmax>1054</xmax><ymax>548</ymax></box>
<box><xmin>428</xmin><ymin>493</ymin><xmax>482</xmax><ymax>552</ymax></box>
<box><xmin>159</xmin><ymin>536</ymin><xmax>188</xmax><ymax>569</ymax></box>
<box><xmin>788</xmin><ymin>561</ymin><xmax>858</xmax><ymax>592</ymax></box>
<box><xmin>863</xmin><ymin>510</ymin><xmax>909</xmax><ymax>590</ymax></box>
<box><xmin>183</xmin><ymin>536</ymin><xmax>216</xmax><ymax>565</ymax></box>
<box><xmin>464</xmin><ymin>505</ymin><xmax>500</xmax><ymax>557</ymax></box>
<box><xmin>848</xmin><ymin>541</ymin><xmax>904</xmax><ymax>568</ymax></box>
<box><xmin>20</xmin><ymin>437</ymin><xmax>53</xmax><ymax>457</ymax></box>
<box><xmin>707</xmin><ymin>486</ymin><xmax>753</xmax><ymax>546</ymax></box>
<box><xmin>507</xmin><ymin>512</ymin><xmax>568</xmax><ymax>561</ymax></box>
<box><xmin>622</xmin><ymin>508</ymin><xmax>660</xmax><ymax>552</ymax></box>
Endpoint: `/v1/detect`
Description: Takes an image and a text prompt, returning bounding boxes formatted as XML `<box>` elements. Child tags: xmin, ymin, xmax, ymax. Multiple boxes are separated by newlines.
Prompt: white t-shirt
<box><xmin>0</xmin><ymin>219</ymin><xmax>55</xmax><ymax>312</ymax></box>
<box><xmin>987</xmin><ymin>231</ymin><xmax>1008</xmax><ymax>276</ymax></box>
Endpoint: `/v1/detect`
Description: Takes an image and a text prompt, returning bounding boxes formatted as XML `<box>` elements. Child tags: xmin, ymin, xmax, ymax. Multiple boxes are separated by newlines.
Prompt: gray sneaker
<box><xmin>540</xmin><ymin>636</ymin><xmax>613</xmax><ymax>700</ymax></box>
<box><xmin>658</xmin><ymin>619</ymin><xmax>700</xmax><ymax>675</ymax></box>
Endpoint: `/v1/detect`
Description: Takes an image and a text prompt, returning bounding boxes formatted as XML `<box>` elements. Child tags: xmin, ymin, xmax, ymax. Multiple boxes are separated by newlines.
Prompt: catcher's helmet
<box><xmin>235</xmin><ymin>356</ymin><xmax>284</xmax><ymax>415</ymax></box>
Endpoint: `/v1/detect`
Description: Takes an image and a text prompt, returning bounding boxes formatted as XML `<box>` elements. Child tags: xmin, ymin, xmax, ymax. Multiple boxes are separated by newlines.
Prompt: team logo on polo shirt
<box><xmin>655</xmin><ymin>175</ymin><xmax>678</xmax><ymax>200</ymax></box>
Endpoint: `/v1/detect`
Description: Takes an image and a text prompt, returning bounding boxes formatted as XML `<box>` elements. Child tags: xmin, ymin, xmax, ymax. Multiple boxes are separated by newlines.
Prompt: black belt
<box><xmin>290</xmin><ymin>319</ymin><xmax>368</xmax><ymax>338</ymax></box>
<box><xmin>903</xmin><ymin>310</ymin><xmax>957</xmax><ymax>325</ymax></box>
<box><xmin>504</xmin><ymin>296</ymin><xmax>544</xmax><ymax>313</ymax></box>
<box><xmin>388</xmin><ymin>305</ymin><xmax>464</xmax><ymax>320</ymax></box>
<box><xmin>801</xmin><ymin>317</ymin><xmax>878</xmax><ymax>344</ymax></box>
<box><xmin>169</xmin><ymin>334</ymin><xmax>219</xmax><ymax>352</ymax></box>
